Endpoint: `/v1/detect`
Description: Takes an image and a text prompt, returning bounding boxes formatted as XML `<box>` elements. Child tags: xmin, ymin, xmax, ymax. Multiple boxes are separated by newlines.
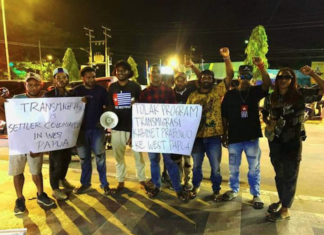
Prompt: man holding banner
<box><xmin>72</xmin><ymin>67</ymin><xmax>111</xmax><ymax>195</ymax></box>
<box><xmin>186</xmin><ymin>47</ymin><xmax>234</xmax><ymax>201</ymax></box>
<box><xmin>8</xmin><ymin>73</ymin><xmax>55</xmax><ymax>214</ymax></box>
<box><xmin>45</xmin><ymin>68</ymin><xmax>75</xmax><ymax>200</ymax></box>
<box><xmin>139</xmin><ymin>64</ymin><xmax>189</xmax><ymax>202</ymax></box>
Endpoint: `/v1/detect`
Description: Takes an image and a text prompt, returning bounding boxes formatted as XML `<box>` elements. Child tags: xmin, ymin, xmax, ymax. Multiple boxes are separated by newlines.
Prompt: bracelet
<box><xmin>257</xmin><ymin>63</ymin><xmax>265</xmax><ymax>70</ymax></box>
<box><xmin>223</xmin><ymin>56</ymin><xmax>230</xmax><ymax>60</ymax></box>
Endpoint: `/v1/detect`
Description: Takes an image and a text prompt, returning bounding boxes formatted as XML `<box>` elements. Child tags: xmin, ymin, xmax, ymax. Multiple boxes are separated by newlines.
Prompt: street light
<box><xmin>1</xmin><ymin>0</ymin><xmax>11</xmax><ymax>80</ymax></box>
<box><xmin>46</xmin><ymin>55</ymin><xmax>53</xmax><ymax>61</ymax></box>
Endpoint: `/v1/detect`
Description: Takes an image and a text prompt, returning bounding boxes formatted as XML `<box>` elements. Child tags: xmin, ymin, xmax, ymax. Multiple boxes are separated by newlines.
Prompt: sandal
<box><xmin>268</xmin><ymin>202</ymin><xmax>281</xmax><ymax>213</ymax></box>
<box><xmin>148</xmin><ymin>187</ymin><xmax>161</xmax><ymax>198</ymax></box>
<box><xmin>222</xmin><ymin>190</ymin><xmax>238</xmax><ymax>201</ymax></box>
<box><xmin>267</xmin><ymin>211</ymin><xmax>290</xmax><ymax>223</ymax></box>
<box><xmin>111</xmin><ymin>183</ymin><xmax>125</xmax><ymax>194</ymax></box>
<box><xmin>111</xmin><ymin>186</ymin><xmax>125</xmax><ymax>194</ymax></box>
<box><xmin>188</xmin><ymin>187</ymin><xmax>200</xmax><ymax>200</ymax></box>
<box><xmin>212</xmin><ymin>191</ymin><xmax>223</xmax><ymax>202</ymax></box>
<box><xmin>177</xmin><ymin>190</ymin><xmax>189</xmax><ymax>203</ymax></box>
<box><xmin>253</xmin><ymin>196</ymin><xmax>264</xmax><ymax>209</ymax></box>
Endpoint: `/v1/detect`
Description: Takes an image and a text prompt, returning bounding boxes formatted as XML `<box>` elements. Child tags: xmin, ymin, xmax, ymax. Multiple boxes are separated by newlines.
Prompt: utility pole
<box><xmin>84</xmin><ymin>27</ymin><xmax>94</xmax><ymax>65</ymax></box>
<box><xmin>39</xmin><ymin>41</ymin><xmax>43</xmax><ymax>77</ymax></box>
<box><xmin>1</xmin><ymin>0</ymin><xmax>11</xmax><ymax>80</ymax></box>
<box><xmin>102</xmin><ymin>26</ymin><xmax>111</xmax><ymax>77</ymax></box>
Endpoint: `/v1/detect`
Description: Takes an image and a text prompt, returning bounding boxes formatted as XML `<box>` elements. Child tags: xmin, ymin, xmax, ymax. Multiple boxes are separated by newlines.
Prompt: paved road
<box><xmin>0</xmin><ymin>122</ymin><xmax>324</xmax><ymax>234</ymax></box>
<box><xmin>1</xmin><ymin>122</ymin><xmax>323</xmax><ymax>198</ymax></box>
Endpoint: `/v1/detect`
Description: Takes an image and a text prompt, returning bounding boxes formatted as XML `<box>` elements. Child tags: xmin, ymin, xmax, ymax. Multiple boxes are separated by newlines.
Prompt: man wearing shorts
<box><xmin>8</xmin><ymin>72</ymin><xmax>55</xmax><ymax>215</ymax></box>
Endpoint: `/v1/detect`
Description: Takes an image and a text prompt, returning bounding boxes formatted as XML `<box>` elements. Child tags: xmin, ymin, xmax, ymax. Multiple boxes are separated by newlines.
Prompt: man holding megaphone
<box><xmin>107</xmin><ymin>60</ymin><xmax>146</xmax><ymax>193</ymax></box>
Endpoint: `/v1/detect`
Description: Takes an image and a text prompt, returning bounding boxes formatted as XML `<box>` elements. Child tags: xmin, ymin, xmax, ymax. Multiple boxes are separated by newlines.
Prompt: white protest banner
<box><xmin>5</xmin><ymin>97</ymin><xmax>85</xmax><ymax>155</ymax></box>
<box><xmin>132</xmin><ymin>103</ymin><xmax>202</xmax><ymax>155</ymax></box>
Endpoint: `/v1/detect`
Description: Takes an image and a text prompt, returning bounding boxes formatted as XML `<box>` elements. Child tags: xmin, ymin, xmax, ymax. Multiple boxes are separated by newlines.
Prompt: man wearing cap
<box><xmin>221</xmin><ymin>57</ymin><xmax>271</xmax><ymax>208</ymax></box>
<box><xmin>107</xmin><ymin>60</ymin><xmax>146</xmax><ymax>193</ymax></box>
<box><xmin>9</xmin><ymin>72</ymin><xmax>55</xmax><ymax>214</ymax></box>
<box><xmin>186</xmin><ymin>48</ymin><xmax>233</xmax><ymax>201</ymax></box>
<box><xmin>44</xmin><ymin>68</ymin><xmax>75</xmax><ymax>200</ymax></box>
<box><xmin>72</xmin><ymin>67</ymin><xmax>111</xmax><ymax>195</ymax></box>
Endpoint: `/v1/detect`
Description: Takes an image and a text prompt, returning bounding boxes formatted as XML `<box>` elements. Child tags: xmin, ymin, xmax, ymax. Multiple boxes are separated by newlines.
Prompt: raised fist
<box><xmin>252</xmin><ymin>57</ymin><xmax>263</xmax><ymax>66</ymax></box>
<box><xmin>300</xmin><ymin>65</ymin><xmax>314</xmax><ymax>75</ymax></box>
<box><xmin>220</xmin><ymin>47</ymin><xmax>230</xmax><ymax>57</ymax></box>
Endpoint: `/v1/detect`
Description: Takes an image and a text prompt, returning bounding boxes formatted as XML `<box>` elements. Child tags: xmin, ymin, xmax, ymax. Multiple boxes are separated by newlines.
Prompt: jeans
<box><xmin>269</xmin><ymin>138</ymin><xmax>302</xmax><ymax>208</ymax></box>
<box><xmin>77</xmin><ymin>128</ymin><xmax>109</xmax><ymax>188</ymax></box>
<box><xmin>191</xmin><ymin>136</ymin><xmax>222</xmax><ymax>192</ymax></box>
<box><xmin>49</xmin><ymin>148</ymin><xmax>72</xmax><ymax>189</ymax></box>
<box><xmin>228</xmin><ymin>139</ymin><xmax>261</xmax><ymax>196</ymax></box>
<box><xmin>148</xmin><ymin>152</ymin><xmax>182</xmax><ymax>192</ymax></box>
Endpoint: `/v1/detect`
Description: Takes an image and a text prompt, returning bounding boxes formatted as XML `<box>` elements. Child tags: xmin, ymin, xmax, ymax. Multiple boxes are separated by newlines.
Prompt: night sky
<box><xmin>1</xmin><ymin>0</ymin><xmax>324</xmax><ymax>78</ymax></box>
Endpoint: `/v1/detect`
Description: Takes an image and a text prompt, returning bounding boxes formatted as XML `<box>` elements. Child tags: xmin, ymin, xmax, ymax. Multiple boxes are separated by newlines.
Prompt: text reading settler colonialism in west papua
<box><xmin>7</xmin><ymin>101</ymin><xmax>83</xmax><ymax>151</ymax></box>
<box><xmin>7</xmin><ymin>101</ymin><xmax>83</xmax><ymax>133</ymax></box>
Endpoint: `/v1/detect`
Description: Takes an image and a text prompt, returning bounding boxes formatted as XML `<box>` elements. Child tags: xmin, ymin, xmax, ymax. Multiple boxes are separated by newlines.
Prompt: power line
<box><xmin>266</xmin><ymin>0</ymin><xmax>282</xmax><ymax>27</ymax></box>
<box><xmin>0</xmin><ymin>40</ymin><xmax>80</xmax><ymax>49</ymax></box>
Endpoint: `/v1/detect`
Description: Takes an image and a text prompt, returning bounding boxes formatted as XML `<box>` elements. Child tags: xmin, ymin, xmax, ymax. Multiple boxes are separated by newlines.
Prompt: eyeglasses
<box><xmin>276</xmin><ymin>75</ymin><xmax>293</xmax><ymax>80</ymax></box>
<box><xmin>240</xmin><ymin>74</ymin><xmax>253</xmax><ymax>80</ymax></box>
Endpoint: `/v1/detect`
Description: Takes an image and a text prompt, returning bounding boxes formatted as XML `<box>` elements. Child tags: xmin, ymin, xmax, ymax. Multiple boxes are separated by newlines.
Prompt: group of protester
<box><xmin>2</xmin><ymin>47</ymin><xmax>324</xmax><ymax>223</ymax></box>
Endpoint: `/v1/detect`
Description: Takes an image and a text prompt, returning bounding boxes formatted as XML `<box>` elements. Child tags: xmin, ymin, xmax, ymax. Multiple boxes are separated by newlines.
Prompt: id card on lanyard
<box><xmin>241</xmin><ymin>105</ymin><xmax>248</xmax><ymax>118</ymax></box>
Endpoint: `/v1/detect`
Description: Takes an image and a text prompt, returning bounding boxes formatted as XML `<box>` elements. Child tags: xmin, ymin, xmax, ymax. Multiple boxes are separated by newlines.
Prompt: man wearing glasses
<box><xmin>186</xmin><ymin>48</ymin><xmax>234</xmax><ymax>201</ymax></box>
<box><xmin>221</xmin><ymin>58</ymin><xmax>271</xmax><ymax>209</ymax></box>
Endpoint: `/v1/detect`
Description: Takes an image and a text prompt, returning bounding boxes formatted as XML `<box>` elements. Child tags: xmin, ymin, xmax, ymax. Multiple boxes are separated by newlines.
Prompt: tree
<box><xmin>244</xmin><ymin>25</ymin><xmax>269</xmax><ymax>81</ymax></box>
<box><xmin>127</xmin><ymin>56</ymin><xmax>139</xmax><ymax>82</ymax></box>
<box><xmin>62</xmin><ymin>48</ymin><xmax>79</xmax><ymax>81</ymax></box>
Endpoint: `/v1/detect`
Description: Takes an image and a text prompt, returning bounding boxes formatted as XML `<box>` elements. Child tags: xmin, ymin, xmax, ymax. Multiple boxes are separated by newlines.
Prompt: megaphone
<box><xmin>100</xmin><ymin>111</ymin><xmax>119</xmax><ymax>129</ymax></box>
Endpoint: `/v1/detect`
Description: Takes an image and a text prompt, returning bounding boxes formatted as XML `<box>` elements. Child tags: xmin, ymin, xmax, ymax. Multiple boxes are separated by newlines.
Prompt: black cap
<box><xmin>113</xmin><ymin>60</ymin><xmax>134</xmax><ymax>78</ymax></box>
<box><xmin>239</xmin><ymin>65</ymin><xmax>253</xmax><ymax>75</ymax></box>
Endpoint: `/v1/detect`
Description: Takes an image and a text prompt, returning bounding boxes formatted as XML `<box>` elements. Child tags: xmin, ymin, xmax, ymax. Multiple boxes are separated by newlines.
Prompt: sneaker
<box><xmin>37</xmin><ymin>192</ymin><xmax>55</xmax><ymax>206</ymax></box>
<box><xmin>103</xmin><ymin>185</ymin><xmax>112</xmax><ymax>196</ymax></box>
<box><xmin>53</xmin><ymin>189</ymin><xmax>68</xmax><ymax>200</ymax></box>
<box><xmin>73</xmin><ymin>185</ymin><xmax>91</xmax><ymax>194</ymax></box>
<box><xmin>60</xmin><ymin>179</ymin><xmax>75</xmax><ymax>189</ymax></box>
<box><xmin>14</xmin><ymin>197</ymin><xmax>26</xmax><ymax>215</ymax></box>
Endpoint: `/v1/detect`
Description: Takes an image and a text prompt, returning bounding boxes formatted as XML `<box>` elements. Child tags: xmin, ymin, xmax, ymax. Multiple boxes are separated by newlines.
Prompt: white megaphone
<box><xmin>100</xmin><ymin>111</ymin><xmax>119</xmax><ymax>129</ymax></box>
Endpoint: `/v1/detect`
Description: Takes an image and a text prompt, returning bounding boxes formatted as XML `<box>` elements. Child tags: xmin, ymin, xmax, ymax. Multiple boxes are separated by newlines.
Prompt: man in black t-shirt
<box><xmin>108</xmin><ymin>60</ymin><xmax>146</xmax><ymax>192</ymax></box>
<box><xmin>221</xmin><ymin>57</ymin><xmax>271</xmax><ymax>209</ymax></box>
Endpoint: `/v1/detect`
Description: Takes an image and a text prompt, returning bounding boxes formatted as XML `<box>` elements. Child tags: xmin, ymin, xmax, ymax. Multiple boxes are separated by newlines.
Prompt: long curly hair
<box><xmin>271</xmin><ymin>67</ymin><xmax>299</xmax><ymax>105</ymax></box>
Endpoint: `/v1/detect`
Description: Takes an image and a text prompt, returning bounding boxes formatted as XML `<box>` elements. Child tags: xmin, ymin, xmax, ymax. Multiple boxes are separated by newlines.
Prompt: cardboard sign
<box><xmin>5</xmin><ymin>97</ymin><xmax>85</xmax><ymax>155</ymax></box>
<box><xmin>132</xmin><ymin>103</ymin><xmax>202</xmax><ymax>155</ymax></box>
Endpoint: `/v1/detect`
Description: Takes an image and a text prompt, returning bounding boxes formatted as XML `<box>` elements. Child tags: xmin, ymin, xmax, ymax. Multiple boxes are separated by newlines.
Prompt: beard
<box><xmin>201</xmin><ymin>82</ymin><xmax>213</xmax><ymax>89</ymax></box>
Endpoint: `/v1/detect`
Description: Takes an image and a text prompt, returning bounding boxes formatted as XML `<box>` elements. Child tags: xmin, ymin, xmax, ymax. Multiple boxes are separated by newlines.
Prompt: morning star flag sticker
<box><xmin>113</xmin><ymin>92</ymin><xmax>131</xmax><ymax>108</ymax></box>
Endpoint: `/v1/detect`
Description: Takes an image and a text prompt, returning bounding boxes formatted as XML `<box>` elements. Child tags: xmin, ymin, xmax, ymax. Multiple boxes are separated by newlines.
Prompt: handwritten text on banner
<box><xmin>132</xmin><ymin>103</ymin><xmax>202</xmax><ymax>155</ymax></box>
<box><xmin>5</xmin><ymin>97</ymin><xmax>85</xmax><ymax>155</ymax></box>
